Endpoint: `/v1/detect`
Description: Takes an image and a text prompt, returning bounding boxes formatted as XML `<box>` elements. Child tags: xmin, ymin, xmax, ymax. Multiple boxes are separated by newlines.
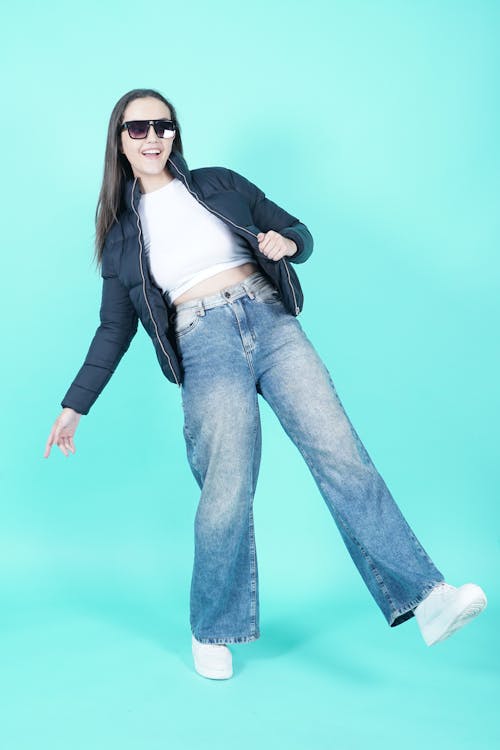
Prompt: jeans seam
<box><xmin>248</xmin><ymin>387</ymin><xmax>259</xmax><ymax>635</ymax></box>
<box><xmin>249</xmin><ymin>507</ymin><xmax>257</xmax><ymax>633</ymax></box>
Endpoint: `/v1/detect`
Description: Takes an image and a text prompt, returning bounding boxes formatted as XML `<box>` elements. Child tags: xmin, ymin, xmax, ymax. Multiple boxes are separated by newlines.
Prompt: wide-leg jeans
<box><xmin>172</xmin><ymin>269</ymin><xmax>445</xmax><ymax>644</ymax></box>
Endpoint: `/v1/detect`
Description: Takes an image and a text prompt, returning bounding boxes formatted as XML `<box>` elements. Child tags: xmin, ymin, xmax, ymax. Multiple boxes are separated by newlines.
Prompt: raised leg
<box><xmin>257</xmin><ymin>319</ymin><xmax>445</xmax><ymax>627</ymax></box>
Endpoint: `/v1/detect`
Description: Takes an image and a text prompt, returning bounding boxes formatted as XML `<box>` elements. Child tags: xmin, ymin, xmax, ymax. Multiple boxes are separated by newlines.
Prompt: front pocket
<box><xmin>174</xmin><ymin>307</ymin><xmax>202</xmax><ymax>337</ymax></box>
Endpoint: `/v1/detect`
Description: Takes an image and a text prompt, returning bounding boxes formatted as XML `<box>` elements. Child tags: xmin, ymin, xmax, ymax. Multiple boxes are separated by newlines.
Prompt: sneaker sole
<box><xmin>192</xmin><ymin>657</ymin><xmax>233</xmax><ymax>680</ymax></box>
<box><xmin>424</xmin><ymin>583</ymin><xmax>487</xmax><ymax>646</ymax></box>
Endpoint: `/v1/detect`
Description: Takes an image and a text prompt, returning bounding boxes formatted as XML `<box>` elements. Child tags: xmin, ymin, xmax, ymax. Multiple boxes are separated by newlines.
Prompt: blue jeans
<box><xmin>173</xmin><ymin>269</ymin><xmax>445</xmax><ymax>644</ymax></box>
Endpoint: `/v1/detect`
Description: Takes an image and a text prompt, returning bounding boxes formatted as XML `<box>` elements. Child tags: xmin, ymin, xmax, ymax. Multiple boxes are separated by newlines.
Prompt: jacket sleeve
<box><xmin>229</xmin><ymin>169</ymin><xmax>314</xmax><ymax>264</ymax></box>
<box><xmin>60</xmin><ymin>239</ymin><xmax>139</xmax><ymax>416</ymax></box>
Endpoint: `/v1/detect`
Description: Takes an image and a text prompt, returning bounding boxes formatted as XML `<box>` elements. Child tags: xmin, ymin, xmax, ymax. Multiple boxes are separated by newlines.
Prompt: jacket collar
<box><xmin>122</xmin><ymin>149</ymin><xmax>193</xmax><ymax>210</ymax></box>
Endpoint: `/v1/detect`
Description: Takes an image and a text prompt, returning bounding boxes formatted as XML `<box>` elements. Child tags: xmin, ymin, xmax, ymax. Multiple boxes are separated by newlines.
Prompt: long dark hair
<box><xmin>93</xmin><ymin>88</ymin><xmax>184</xmax><ymax>269</ymax></box>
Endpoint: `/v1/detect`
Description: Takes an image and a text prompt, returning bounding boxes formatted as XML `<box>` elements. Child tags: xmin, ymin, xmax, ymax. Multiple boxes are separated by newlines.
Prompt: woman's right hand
<box><xmin>44</xmin><ymin>407</ymin><xmax>82</xmax><ymax>458</ymax></box>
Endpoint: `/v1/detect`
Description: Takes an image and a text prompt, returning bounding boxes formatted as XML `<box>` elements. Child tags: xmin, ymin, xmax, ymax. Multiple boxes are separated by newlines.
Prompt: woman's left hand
<box><xmin>256</xmin><ymin>231</ymin><xmax>297</xmax><ymax>261</ymax></box>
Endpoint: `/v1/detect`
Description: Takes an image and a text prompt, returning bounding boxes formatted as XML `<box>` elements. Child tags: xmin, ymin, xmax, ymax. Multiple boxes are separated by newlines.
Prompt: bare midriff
<box><xmin>173</xmin><ymin>262</ymin><xmax>260</xmax><ymax>306</ymax></box>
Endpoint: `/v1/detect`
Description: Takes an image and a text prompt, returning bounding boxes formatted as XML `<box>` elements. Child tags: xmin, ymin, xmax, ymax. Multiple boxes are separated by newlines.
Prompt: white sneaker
<box><xmin>191</xmin><ymin>634</ymin><xmax>233</xmax><ymax>679</ymax></box>
<box><xmin>414</xmin><ymin>581</ymin><xmax>487</xmax><ymax>646</ymax></box>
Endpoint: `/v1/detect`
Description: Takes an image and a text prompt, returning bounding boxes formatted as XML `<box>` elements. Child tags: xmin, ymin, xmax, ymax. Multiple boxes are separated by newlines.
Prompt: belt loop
<box><xmin>242</xmin><ymin>280</ymin><xmax>255</xmax><ymax>299</ymax></box>
<box><xmin>197</xmin><ymin>299</ymin><xmax>206</xmax><ymax>316</ymax></box>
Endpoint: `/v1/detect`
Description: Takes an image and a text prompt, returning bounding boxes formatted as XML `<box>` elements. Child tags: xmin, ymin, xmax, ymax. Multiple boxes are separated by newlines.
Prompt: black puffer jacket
<box><xmin>61</xmin><ymin>149</ymin><xmax>314</xmax><ymax>415</ymax></box>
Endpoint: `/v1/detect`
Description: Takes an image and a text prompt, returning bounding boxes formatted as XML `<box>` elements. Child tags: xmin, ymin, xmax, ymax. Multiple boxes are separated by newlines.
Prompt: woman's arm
<box><xmin>229</xmin><ymin>169</ymin><xmax>314</xmax><ymax>264</ymax></box>
<box><xmin>60</xmin><ymin>240</ymin><xmax>138</xmax><ymax>416</ymax></box>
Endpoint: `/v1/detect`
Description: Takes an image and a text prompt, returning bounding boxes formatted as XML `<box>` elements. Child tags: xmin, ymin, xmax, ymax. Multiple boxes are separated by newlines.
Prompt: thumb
<box><xmin>257</xmin><ymin>232</ymin><xmax>265</xmax><ymax>241</ymax></box>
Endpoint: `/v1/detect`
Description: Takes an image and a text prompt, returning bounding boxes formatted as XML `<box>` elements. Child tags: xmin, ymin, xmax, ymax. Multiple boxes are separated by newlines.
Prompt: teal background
<box><xmin>1</xmin><ymin>1</ymin><xmax>498</xmax><ymax>748</ymax></box>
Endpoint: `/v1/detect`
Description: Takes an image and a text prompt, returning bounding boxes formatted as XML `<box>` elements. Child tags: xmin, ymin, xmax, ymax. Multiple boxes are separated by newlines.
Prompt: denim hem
<box><xmin>192</xmin><ymin>631</ymin><xmax>260</xmax><ymax>645</ymax></box>
<box><xmin>388</xmin><ymin>578</ymin><xmax>446</xmax><ymax>627</ymax></box>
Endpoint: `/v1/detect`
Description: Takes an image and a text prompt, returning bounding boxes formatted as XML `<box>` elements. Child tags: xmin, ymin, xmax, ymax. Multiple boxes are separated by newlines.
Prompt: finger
<box><xmin>44</xmin><ymin>432</ymin><xmax>55</xmax><ymax>458</ymax></box>
<box><xmin>57</xmin><ymin>438</ymin><xmax>69</xmax><ymax>457</ymax></box>
<box><xmin>260</xmin><ymin>233</ymin><xmax>277</xmax><ymax>255</ymax></box>
<box><xmin>43</xmin><ymin>442</ymin><xmax>51</xmax><ymax>458</ymax></box>
<box><xmin>268</xmin><ymin>239</ymin><xmax>278</xmax><ymax>259</ymax></box>
<box><xmin>258</xmin><ymin>230</ymin><xmax>274</xmax><ymax>251</ymax></box>
<box><xmin>267</xmin><ymin>239</ymin><xmax>283</xmax><ymax>261</ymax></box>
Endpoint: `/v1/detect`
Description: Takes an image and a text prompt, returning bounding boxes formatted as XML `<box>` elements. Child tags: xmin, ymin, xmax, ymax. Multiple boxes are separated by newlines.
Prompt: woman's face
<box><xmin>119</xmin><ymin>96</ymin><xmax>175</xmax><ymax>191</ymax></box>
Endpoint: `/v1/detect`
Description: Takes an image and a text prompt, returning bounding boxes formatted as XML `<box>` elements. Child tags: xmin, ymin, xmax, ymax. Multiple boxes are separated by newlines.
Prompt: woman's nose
<box><xmin>146</xmin><ymin>123</ymin><xmax>159</xmax><ymax>140</ymax></box>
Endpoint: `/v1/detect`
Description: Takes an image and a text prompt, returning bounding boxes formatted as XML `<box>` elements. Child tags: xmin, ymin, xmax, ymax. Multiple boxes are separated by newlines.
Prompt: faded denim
<box><xmin>172</xmin><ymin>270</ymin><xmax>445</xmax><ymax>644</ymax></box>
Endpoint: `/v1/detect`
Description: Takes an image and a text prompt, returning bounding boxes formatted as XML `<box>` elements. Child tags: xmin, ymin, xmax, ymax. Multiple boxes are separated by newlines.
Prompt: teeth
<box><xmin>144</xmin><ymin>150</ymin><xmax>160</xmax><ymax>155</ymax></box>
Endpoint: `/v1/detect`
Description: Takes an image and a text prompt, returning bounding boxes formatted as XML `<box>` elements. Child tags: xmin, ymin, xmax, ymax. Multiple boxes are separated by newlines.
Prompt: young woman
<box><xmin>44</xmin><ymin>88</ymin><xmax>487</xmax><ymax>680</ymax></box>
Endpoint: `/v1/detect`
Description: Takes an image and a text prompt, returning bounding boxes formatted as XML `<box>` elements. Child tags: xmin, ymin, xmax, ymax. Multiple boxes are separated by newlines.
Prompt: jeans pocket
<box><xmin>174</xmin><ymin>307</ymin><xmax>202</xmax><ymax>337</ymax></box>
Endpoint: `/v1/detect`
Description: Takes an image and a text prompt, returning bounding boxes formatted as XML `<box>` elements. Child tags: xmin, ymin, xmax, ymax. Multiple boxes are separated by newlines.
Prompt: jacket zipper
<box><xmin>282</xmin><ymin>257</ymin><xmax>300</xmax><ymax>315</ymax></box>
<box><xmin>130</xmin><ymin>178</ymin><xmax>180</xmax><ymax>386</ymax></box>
<box><xmin>168</xmin><ymin>159</ymin><xmax>300</xmax><ymax>315</ymax></box>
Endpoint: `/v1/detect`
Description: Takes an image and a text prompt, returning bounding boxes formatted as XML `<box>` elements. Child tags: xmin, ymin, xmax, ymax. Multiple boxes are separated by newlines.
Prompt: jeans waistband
<box><xmin>170</xmin><ymin>270</ymin><xmax>275</xmax><ymax>316</ymax></box>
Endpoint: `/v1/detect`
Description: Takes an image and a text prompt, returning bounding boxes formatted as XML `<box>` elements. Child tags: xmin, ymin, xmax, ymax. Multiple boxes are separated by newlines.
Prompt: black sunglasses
<box><xmin>120</xmin><ymin>118</ymin><xmax>176</xmax><ymax>139</ymax></box>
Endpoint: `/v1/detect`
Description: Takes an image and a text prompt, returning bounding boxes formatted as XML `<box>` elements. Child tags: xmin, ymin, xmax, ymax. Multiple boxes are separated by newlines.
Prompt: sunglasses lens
<box><xmin>128</xmin><ymin>121</ymin><xmax>149</xmax><ymax>139</ymax></box>
<box><xmin>156</xmin><ymin>121</ymin><xmax>175</xmax><ymax>138</ymax></box>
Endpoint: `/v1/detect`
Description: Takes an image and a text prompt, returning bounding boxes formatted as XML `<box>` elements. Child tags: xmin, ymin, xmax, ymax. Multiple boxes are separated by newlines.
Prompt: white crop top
<box><xmin>137</xmin><ymin>176</ymin><xmax>255</xmax><ymax>305</ymax></box>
